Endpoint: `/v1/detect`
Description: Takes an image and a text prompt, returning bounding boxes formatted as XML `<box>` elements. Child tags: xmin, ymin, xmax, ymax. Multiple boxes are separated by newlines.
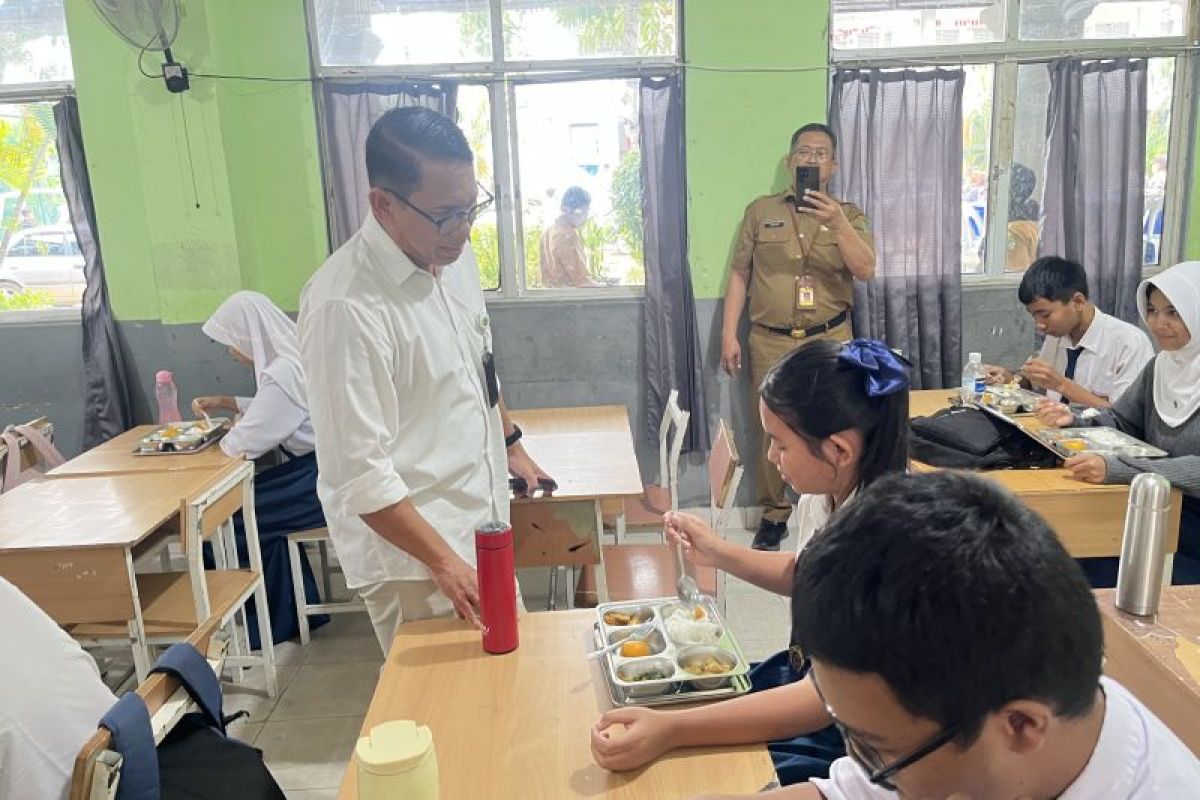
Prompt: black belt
<box><xmin>755</xmin><ymin>310</ymin><xmax>849</xmax><ymax>340</ymax></box>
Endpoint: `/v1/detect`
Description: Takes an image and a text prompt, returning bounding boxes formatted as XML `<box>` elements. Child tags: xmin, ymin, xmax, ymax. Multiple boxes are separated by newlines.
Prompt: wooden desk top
<box><xmin>47</xmin><ymin>425</ymin><xmax>239</xmax><ymax>478</ymax></box>
<box><xmin>510</xmin><ymin>407</ymin><xmax>644</xmax><ymax>502</ymax></box>
<box><xmin>1096</xmin><ymin>587</ymin><xmax>1200</xmax><ymax>755</ymax></box>
<box><xmin>0</xmin><ymin>470</ymin><xmax>217</xmax><ymax>552</ymax></box>
<box><xmin>337</xmin><ymin>610</ymin><xmax>774</xmax><ymax>799</ymax></box>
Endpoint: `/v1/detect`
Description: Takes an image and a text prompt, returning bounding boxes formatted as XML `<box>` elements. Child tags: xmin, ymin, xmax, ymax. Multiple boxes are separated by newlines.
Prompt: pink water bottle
<box><xmin>475</xmin><ymin>521</ymin><xmax>518</xmax><ymax>654</ymax></box>
<box><xmin>155</xmin><ymin>370</ymin><xmax>183</xmax><ymax>424</ymax></box>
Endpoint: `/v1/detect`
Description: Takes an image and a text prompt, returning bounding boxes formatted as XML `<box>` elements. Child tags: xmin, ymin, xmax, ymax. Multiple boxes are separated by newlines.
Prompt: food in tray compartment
<box><xmin>619</xmin><ymin>640</ymin><xmax>652</xmax><ymax>658</ymax></box>
<box><xmin>1059</xmin><ymin>439</ymin><xmax>1088</xmax><ymax>452</ymax></box>
<box><xmin>626</xmin><ymin>668</ymin><xmax>671</xmax><ymax>682</ymax></box>
<box><xmin>664</xmin><ymin>607</ymin><xmax>722</xmax><ymax>645</ymax></box>
<box><xmin>682</xmin><ymin>655</ymin><xmax>733</xmax><ymax>676</ymax></box>
<box><xmin>603</xmin><ymin>609</ymin><xmax>652</xmax><ymax>626</ymax></box>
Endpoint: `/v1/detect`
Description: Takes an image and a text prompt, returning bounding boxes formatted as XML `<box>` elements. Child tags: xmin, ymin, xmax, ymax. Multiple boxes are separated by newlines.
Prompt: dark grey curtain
<box><xmin>640</xmin><ymin>75</ymin><xmax>709</xmax><ymax>452</ymax></box>
<box><xmin>321</xmin><ymin>81</ymin><xmax>458</xmax><ymax>249</ymax></box>
<box><xmin>1040</xmin><ymin>58</ymin><xmax>1147</xmax><ymax>324</ymax></box>
<box><xmin>830</xmin><ymin>68</ymin><xmax>964</xmax><ymax>389</ymax></box>
<box><xmin>55</xmin><ymin>97</ymin><xmax>134</xmax><ymax>447</ymax></box>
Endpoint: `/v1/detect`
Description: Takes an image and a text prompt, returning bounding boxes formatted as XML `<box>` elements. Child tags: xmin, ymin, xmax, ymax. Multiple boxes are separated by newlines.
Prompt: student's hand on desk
<box><xmin>1020</xmin><ymin>359</ymin><xmax>1062</xmax><ymax>392</ymax></box>
<box><xmin>431</xmin><ymin>556</ymin><xmax>484</xmax><ymax>630</ymax></box>
<box><xmin>591</xmin><ymin>707</ymin><xmax>674</xmax><ymax>771</ymax></box>
<box><xmin>1065</xmin><ymin>454</ymin><xmax>1107</xmax><ymax>484</ymax></box>
<box><xmin>665</xmin><ymin>512</ymin><xmax>725</xmax><ymax>568</ymax></box>
<box><xmin>982</xmin><ymin>365</ymin><xmax>1012</xmax><ymax>385</ymax></box>
<box><xmin>1035</xmin><ymin>400</ymin><xmax>1074</xmax><ymax>427</ymax></box>
<box><xmin>507</xmin><ymin>443</ymin><xmax>554</xmax><ymax>498</ymax></box>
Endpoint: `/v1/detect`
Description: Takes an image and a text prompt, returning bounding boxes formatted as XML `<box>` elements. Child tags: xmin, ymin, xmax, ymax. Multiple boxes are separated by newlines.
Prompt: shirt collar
<box><xmin>1060</xmin><ymin>678</ymin><xmax>1138</xmax><ymax>798</ymax></box>
<box><xmin>1074</xmin><ymin>308</ymin><xmax>1109</xmax><ymax>353</ymax></box>
<box><xmin>359</xmin><ymin>211</ymin><xmax>425</xmax><ymax>291</ymax></box>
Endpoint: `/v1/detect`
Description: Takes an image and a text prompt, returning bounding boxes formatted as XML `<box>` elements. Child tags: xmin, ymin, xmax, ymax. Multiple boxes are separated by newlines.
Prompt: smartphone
<box><xmin>794</xmin><ymin>166</ymin><xmax>820</xmax><ymax>210</ymax></box>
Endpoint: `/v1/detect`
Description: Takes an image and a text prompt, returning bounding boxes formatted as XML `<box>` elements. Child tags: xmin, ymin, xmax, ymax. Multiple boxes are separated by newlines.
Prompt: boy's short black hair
<box><xmin>561</xmin><ymin>185</ymin><xmax>591</xmax><ymax>212</ymax></box>
<box><xmin>791</xmin><ymin>471</ymin><xmax>1102</xmax><ymax>744</ymax></box>
<box><xmin>790</xmin><ymin>123</ymin><xmax>837</xmax><ymax>154</ymax></box>
<box><xmin>365</xmin><ymin>106</ymin><xmax>473</xmax><ymax>197</ymax></box>
<box><xmin>1017</xmin><ymin>256</ymin><xmax>1089</xmax><ymax>305</ymax></box>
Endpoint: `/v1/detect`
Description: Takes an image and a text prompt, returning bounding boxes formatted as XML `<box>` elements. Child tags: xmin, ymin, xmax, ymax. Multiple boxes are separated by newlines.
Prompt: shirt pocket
<box><xmin>756</xmin><ymin>225</ymin><xmax>791</xmax><ymax>246</ymax></box>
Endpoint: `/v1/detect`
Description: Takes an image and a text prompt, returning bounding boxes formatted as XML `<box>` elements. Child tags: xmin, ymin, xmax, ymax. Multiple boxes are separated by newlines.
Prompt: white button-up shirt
<box><xmin>298</xmin><ymin>213</ymin><xmax>507</xmax><ymax>589</ymax></box>
<box><xmin>1038</xmin><ymin>309</ymin><xmax>1154</xmax><ymax>403</ymax></box>
<box><xmin>811</xmin><ymin>677</ymin><xmax>1200</xmax><ymax>799</ymax></box>
<box><xmin>218</xmin><ymin>380</ymin><xmax>316</xmax><ymax>460</ymax></box>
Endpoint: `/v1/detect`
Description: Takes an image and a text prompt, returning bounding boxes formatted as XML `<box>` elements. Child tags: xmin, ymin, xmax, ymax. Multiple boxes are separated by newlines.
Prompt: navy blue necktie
<box><xmin>1064</xmin><ymin>347</ymin><xmax>1083</xmax><ymax>381</ymax></box>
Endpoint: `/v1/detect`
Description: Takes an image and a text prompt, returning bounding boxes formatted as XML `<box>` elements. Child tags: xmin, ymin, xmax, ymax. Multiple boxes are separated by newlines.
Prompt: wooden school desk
<box><xmin>508</xmin><ymin>406</ymin><xmax>644</xmax><ymax>606</ymax></box>
<box><xmin>47</xmin><ymin>424</ymin><xmax>239</xmax><ymax>478</ymax></box>
<box><xmin>1097</xmin><ymin>587</ymin><xmax>1200</xmax><ymax>756</ymax></box>
<box><xmin>336</xmin><ymin>610</ymin><xmax>775</xmax><ymax>799</ymax></box>
<box><xmin>909</xmin><ymin>390</ymin><xmax>1182</xmax><ymax>558</ymax></box>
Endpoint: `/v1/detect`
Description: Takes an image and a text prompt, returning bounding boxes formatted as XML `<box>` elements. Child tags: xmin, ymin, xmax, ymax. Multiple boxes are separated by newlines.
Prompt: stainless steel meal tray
<box><xmin>593</xmin><ymin>597</ymin><xmax>752</xmax><ymax>705</ymax></box>
<box><xmin>980</xmin><ymin>385</ymin><xmax>1043</xmax><ymax>414</ymax></box>
<box><xmin>1036</xmin><ymin>427</ymin><xmax>1168</xmax><ymax>459</ymax></box>
<box><xmin>133</xmin><ymin>419</ymin><xmax>230</xmax><ymax>455</ymax></box>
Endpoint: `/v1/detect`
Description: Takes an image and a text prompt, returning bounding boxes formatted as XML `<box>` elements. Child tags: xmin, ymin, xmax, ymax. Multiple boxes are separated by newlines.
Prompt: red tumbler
<box><xmin>475</xmin><ymin>520</ymin><xmax>519</xmax><ymax>654</ymax></box>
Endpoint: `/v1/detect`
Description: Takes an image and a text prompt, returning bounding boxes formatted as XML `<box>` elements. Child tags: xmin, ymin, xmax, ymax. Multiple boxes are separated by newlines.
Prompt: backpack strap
<box><xmin>12</xmin><ymin>423</ymin><xmax>65</xmax><ymax>468</ymax></box>
<box><xmin>99</xmin><ymin>693</ymin><xmax>161</xmax><ymax>800</ymax></box>
<box><xmin>1</xmin><ymin>430</ymin><xmax>23</xmax><ymax>493</ymax></box>
<box><xmin>150</xmin><ymin>642</ymin><xmax>226</xmax><ymax>734</ymax></box>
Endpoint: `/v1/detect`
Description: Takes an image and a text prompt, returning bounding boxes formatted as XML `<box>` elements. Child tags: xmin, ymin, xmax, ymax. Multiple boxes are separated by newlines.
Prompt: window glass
<box><xmin>832</xmin><ymin>1</ymin><xmax>1005</xmax><ymax>50</ymax></box>
<box><xmin>500</xmin><ymin>0</ymin><xmax>675</xmax><ymax>60</ymax></box>
<box><xmin>1019</xmin><ymin>0</ymin><xmax>1188</xmax><ymax>41</ymax></box>
<box><xmin>0</xmin><ymin>0</ymin><xmax>74</xmax><ymax>85</ymax></box>
<box><xmin>312</xmin><ymin>0</ymin><xmax>492</xmax><ymax>66</ymax></box>
<box><xmin>458</xmin><ymin>84</ymin><xmax>501</xmax><ymax>290</ymax></box>
<box><xmin>961</xmin><ymin>64</ymin><xmax>993</xmax><ymax>275</ymax></box>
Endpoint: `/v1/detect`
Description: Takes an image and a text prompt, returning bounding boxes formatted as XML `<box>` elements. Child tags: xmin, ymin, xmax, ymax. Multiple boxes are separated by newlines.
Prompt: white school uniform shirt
<box><xmin>0</xmin><ymin>578</ymin><xmax>117</xmax><ymax>800</ymax></box>
<box><xmin>219</xmin><ymin>380</ymin><xmax>317</xmax><ymax>460</ymax></box>
<box><xmin>793</xmin><ymin>490</ymin><xmax>858</xmax><ymax>555</ymax></box>
<box><xmin>1037</xmin><ymin>309</ymin><xmax>1154</xmax><ymax>404</ymax></box>
<box><xmin>298</xmin><ymin>213</ymin><xmax>508</xmax><ymax>590</ymax></box>
<box><xmin>811</xmin><ymin>677</ymin><xmax>1200</xmax><ymax>799</ymax></box>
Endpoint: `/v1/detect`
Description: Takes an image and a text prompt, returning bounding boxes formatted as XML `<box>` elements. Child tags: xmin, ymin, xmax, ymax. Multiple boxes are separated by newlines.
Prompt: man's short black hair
<box><xmin>791</xmin><ymin>471</ymin><xmax>1102</xmax><ymax>744</ymax></box>
<box><xmin>790</xmin><ymin>123</ymin><xmax>837</xmax><ymax>154</ymax></box>
<box><xmin>1017</xmin><ymin>256</ymin><xmax>1090</xmax><ymax>305</ymax></box>
<box><xmin>365</xmin><ymin>106</ymin><xmax>473</xmax><ymax>197</ymax></box>
<box><xmin>561</xmin><ymin>185</ymin><xmax>591</xmax><ymax>212</ymax></box>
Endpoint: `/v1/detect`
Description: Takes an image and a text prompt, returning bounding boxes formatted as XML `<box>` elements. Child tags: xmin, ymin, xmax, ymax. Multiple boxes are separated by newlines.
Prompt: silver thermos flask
<box><xmin>1115</xmin><ymin>473</ymin><xmax>1173</xmax><ymax>617</ymax></box>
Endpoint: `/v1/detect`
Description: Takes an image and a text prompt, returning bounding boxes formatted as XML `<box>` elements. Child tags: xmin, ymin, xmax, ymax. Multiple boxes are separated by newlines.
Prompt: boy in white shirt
<box><xmin>694</xmin><ymin>471</ymin><xmax>1200</xmax><ymax>800</ymax></box>
<box><xmin>983</xmin><ymin>256</ymin><xmax>1153</xmax><ymax>407</ymax></box>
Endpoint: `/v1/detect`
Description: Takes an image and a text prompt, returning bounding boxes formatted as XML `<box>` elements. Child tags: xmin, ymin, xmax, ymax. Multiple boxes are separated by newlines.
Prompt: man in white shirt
<box><xmin>298</xmin><ymin>107</ymin><xmax>552</xmax><ymax>654</ymax></box>
<box><xmin>983</xmin><ymin>256</ymin><xmax>1154</xmax><ymax>407</ymax></box>
<box><xmin>0</xmin><ymin>578</ymin><xmax>117</xmax><ymax>800</ymax></box>
<box><xmin>684</xmin><ymin>471</ymin><xmax>1200</xmax><ymax>800</ymax></box>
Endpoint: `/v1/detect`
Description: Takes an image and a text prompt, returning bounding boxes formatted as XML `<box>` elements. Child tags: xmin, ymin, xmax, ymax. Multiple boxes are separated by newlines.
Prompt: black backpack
<box><xmin>909</xmin><ymin>406</ymin><xmax>1060</xmax><ymax>470</ymax></box>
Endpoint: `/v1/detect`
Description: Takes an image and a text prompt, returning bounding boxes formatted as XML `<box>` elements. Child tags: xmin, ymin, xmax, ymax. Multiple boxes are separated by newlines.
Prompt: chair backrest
<box><xmin>0</xmin><ymin>417</ymin><xmax>62</xmax><ymax>493</ymax></box>
<box><xmin>657</xmin><ymin>389</ymin><xmax>690</xmax><ymax>512</ymax></box>
<box><xmin>69</xmin><ymin>619</ymin><xmax>224</xmax><ymax>800</ymax></box>
<box><xmin>708</xmin><ymin>419</ymin><xmax>744</xmax><ymax>531</ymax></box>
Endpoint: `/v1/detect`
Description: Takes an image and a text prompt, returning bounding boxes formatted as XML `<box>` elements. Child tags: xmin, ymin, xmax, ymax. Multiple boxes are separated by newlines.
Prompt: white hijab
<box><xmin>1137</xmin><ymin>261</ymin><xmax>1200</xmax><ymax>428</ymax></box>
<box><xmin>202</xmin><ymin>291</ymin><xmax>307</xmax><ymax>409</ymax></box>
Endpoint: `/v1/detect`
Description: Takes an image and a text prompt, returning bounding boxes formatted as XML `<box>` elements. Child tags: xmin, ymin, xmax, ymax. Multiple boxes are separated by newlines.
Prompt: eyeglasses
<box><xmin>794</xmin><ymin>648</ymin><xmax>962</xmax><ymax>791</ymax></box>
<box><xmin>792</xmin><ymin>147</ymin><xmax>833</xmax><ymax>163</ymax></box>
<box><xmin>383</xmin><ymin>182</ymin><xmax>494</xmax><ymax>236</ymax></box>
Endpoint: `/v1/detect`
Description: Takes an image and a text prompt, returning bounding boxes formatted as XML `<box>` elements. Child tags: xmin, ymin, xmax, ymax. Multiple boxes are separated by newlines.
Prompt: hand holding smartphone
<box><xmin>794</xmin><ymin>166</ymin><xmax>820</xmax><ymax>211</ymax></box>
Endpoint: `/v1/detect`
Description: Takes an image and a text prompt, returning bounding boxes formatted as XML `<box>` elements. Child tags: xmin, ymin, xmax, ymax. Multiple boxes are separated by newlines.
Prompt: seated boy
<box><xmin>983</xmin><ymin>256</ymin><xmax>1153</xmax><ymax>407</ymax></box>
<box><xmin>696</xmin><ymin>471</ymin><xmax>1200</xmax><ymax>799</ymax></box>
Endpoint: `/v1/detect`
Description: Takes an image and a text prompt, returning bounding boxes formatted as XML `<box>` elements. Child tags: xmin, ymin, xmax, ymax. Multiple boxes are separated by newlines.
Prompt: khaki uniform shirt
<box><xmin>539</xmin><ymin>218</ymin><xmax>591</xmax><ymax>288</ymax></box>
<box><xmin>730</xmin><ymin>191</ymin><xmax>872</xmax><ymax>330</ymax></box>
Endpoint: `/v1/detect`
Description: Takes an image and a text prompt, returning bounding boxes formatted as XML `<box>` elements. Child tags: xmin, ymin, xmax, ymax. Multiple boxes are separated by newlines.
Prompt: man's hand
<box><xmin>591</xmin><ymin>707</ymin><xmax>676</xmax><ymax>771</ymax></box>
<box><xmin>797</xmin><ymin>190</ymin><xmax>849</xmax><ymax>231</ymax></box>
<box><xmin>1035</xmin><ymin>400</ymin><xmax>1075</xmax><ymax>427</ymax></box>
<box><xmin>1064</xmin><ymin>454</ymin><xmax>1108</xmax><ymax>484</ymax></box>
<box><xmin>507</xmin><ymin>443</ymin><xmax>554</xmax><ymax>498</ymax></box>
<box><xmin>982</xmin><ymin>365</ymin><xmax>1012</xmax><ymax>386</ymax></box>
<box><xmin>721</xmin><ymin>334</ymin><xmax>742</xmax><ymax>376</ymax></box>
<box><xmin>429</xmin><ymin>555</ymin><xmax>484</xmax><ymax>629</ymax></box>
<box><xmin>1021</xmin><ymin>358</ymin><xmax>1063</xmax><ymax>392</ymax></box>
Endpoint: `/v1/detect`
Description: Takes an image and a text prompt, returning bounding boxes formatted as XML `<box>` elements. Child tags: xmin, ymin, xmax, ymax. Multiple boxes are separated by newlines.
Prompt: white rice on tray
<box><xmin>664</xmin><ymin>608</ymin><xmax>722</xmax><ymax>644</ymax></box>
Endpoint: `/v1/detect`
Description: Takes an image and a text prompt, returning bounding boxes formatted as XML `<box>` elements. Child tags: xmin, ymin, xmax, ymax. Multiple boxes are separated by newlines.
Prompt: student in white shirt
<box><xmin>0</xmin><ymin>577</ymin><xmax>117</xmax><ymax>800</ymax></box>
<box><xmin>191</xmin><ymin>290</ymin><xmax>328</xmax><ymax>646</ymax></box>
<box><xmin>297</xmin><ymin>107</ymin><xmax>552</xmax><ymax>655</ymax></box>
<box><xmin>592</xmin><ymin>339</ymin><xmax>911</xmax><ymax>785</ymax></box>
<box><xmin>983</xmin><ymin>256</ymin><xmax>1153</xmax><ymax>407</ymax></box>
<box><xmin>691</xmin><ymin>471</ymin><xmax>1200</xmax><ymax>800</ymax></box>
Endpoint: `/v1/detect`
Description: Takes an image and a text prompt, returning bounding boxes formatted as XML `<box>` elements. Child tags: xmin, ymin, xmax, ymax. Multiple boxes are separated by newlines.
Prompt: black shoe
<box><xmin>752</xmin><ymin>520</ymin><xmax>788</xmax><ymax>551</ymax></box>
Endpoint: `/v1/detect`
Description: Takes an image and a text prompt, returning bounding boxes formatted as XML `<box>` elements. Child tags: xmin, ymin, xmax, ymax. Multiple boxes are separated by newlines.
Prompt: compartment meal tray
<box><xmin>133</xmin><ymin>419</ymin><xmax>230</xmax><ymax>456</ymax></box>
<box><xmin>980</xmin><ymin>385</ymin><xmax>1043</xmax><ymax>414</ymax></box>
<box><xmin>1035</xmin><ymin>427</ymin><xmax>1168</xmax><ymax>459</ymax></box>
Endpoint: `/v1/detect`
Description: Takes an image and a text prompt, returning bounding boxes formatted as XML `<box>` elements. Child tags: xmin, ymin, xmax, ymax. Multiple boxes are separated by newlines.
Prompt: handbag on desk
<box><xmin>909</xmin><ymin>407</ymin><xmax>1059</xmax><ymax>470</ymax></box>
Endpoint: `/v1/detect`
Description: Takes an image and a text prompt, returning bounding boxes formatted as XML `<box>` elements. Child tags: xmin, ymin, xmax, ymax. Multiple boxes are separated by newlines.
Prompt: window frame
<box><xmin>305</xmin><ymin>0</ymin><xmax>682</xmax><ymax>302</ymax></box>
<box><xmin>831</xmin><ymin>0</ymin><xmax>1200</xmax><ymax>282</ymax></box>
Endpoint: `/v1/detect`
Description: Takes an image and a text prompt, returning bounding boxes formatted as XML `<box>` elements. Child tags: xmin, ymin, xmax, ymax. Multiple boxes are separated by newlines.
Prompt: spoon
<box><xmin>674</xmin><ymin>538</ymin><xmax>703</xmax><ymax>612</ymax></box>
<box><xmin>587</xmin><ymin>622</ymin><xmax>655</xmax><ymax>660</ymax></box>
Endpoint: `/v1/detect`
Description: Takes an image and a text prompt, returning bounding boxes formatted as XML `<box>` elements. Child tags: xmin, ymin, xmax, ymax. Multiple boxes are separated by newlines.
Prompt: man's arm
<box><xmin>799</xmin><ymin>194</ymin><xmax>875</xmax><ymax>281</ymax></box>
<box><xmin>498</xmin><ymin>397</ymin><xmax>554</xmax><ymax>496</ymax></box>
<box><xmin>721</xmin><ymin>207</ymin><xmax>756</xmax><ymax>375</ymax></box>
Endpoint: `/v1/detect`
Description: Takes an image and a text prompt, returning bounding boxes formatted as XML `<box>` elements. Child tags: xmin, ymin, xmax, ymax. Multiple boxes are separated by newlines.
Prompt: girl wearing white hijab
<box><xmin>1040</xmin><ymin>261</ymin><xmax>1200</xmax><ymax>584</ymax></box>
<box><xmin>194</xmin><ymin>291</ymin><xmax>329</xmax><ymax>643</ymax></box>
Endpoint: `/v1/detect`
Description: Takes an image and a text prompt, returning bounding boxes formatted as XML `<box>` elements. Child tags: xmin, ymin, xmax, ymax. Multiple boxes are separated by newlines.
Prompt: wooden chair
<box><xmin>605</xmin><ymin>390</ymin><xmax>689</xmax><ymax>543</ymax></box>
<box><xmin>583</xmin><ymin>419</ymin><xmax>744</xmax><ymax>605</ymax></box>
<box><xmin>69</xmin><ymin>618</ymin><xmax>225</xmax><ymax>800</ymax></box>
<box><xmin>286</xmin><ymin>526</ymin><xmax>366</xmax><ymax>645</ymax></box>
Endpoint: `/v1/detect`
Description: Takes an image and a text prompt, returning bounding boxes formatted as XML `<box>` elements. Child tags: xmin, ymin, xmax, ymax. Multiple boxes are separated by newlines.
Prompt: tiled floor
<box><xmin>216</xmin><ymin>526</ymin><xmax>792</xmax><ymax>797</ymax></box>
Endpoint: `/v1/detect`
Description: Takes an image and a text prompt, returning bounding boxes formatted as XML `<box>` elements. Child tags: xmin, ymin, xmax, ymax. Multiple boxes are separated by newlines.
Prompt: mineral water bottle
<box><xmin>155</xmin><ymin>370</ymin><xmax>183</xmax><ymax>424</ymax></box>
<box><xmin>960</xmin><ymin>352</ymin><xmax>984</xmax><ymax>404</ymax></box>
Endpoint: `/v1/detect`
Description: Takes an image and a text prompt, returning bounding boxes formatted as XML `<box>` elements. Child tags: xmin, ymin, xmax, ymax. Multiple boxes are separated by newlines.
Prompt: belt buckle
<box><xmin>790</xmin><ymin>328</ymin><xmax>808</xmax><ymax>340</ymax></box>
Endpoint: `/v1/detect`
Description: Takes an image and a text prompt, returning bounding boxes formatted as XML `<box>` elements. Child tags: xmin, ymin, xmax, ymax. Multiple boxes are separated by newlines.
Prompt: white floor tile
<box><xmin>270</xmin><ymin>661</ymin><xmax>381</xmax><ymax>722</ymax></box>
<box><xmin>255</xmin><ymin>716</ymin><xmax>361</xmax><ymax>791</ymax></box>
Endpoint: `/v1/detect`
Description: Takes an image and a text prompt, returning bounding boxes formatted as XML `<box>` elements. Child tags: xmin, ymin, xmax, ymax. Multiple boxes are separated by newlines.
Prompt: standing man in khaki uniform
<box><xmin>720</xmin><ymin>123</ymin><xmax>876</xmax><ymax>550</ymax></box>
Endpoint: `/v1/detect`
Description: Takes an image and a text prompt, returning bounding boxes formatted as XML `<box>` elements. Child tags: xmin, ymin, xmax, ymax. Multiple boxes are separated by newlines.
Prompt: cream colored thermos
<box><xmin>356</xmin><ymin>720</ymin><xmax>439</xmax><ymax>800</ymax></box>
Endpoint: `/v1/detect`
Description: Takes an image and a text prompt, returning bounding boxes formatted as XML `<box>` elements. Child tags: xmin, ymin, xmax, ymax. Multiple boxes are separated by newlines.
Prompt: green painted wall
<box><xmin>63</xmin><ymin>0</ymin><xmax>326</xmax><ymax>323</ymax></box>
<box><xmin>684</xmin><ymin>0</ymin><xmax>830</xmax><ymax>299</ymax></box>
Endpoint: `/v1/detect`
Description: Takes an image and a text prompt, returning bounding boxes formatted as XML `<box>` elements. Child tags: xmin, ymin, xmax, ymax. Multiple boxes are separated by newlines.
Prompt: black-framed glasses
<box><xmin>383</xmin><ymin>182</ymin><xmax>494</xmax><ymax>236</ymax></box>
<box><xmin>791</xmin><ymin>147</ymin><xmax>833</xmax><ymax>163</ymax></box>
<box><xmin>793</xmin><ymin>647</ymin><xmax>961</xmax><ymax>791</ymax></box>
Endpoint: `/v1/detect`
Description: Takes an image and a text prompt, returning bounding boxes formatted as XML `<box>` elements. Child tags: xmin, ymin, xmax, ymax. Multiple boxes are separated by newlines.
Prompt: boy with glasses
<box><xmin>700</xmin><ymin>471</ymin><xmax>1198</xmax><ymax>799</ymax></box>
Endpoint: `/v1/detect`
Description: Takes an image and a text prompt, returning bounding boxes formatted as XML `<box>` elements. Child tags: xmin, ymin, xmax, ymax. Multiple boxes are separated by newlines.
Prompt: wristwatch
<box><xmin>505</xmin><ymin>424</ymin><xmax>523</xmax><ymax>448</ymax></box>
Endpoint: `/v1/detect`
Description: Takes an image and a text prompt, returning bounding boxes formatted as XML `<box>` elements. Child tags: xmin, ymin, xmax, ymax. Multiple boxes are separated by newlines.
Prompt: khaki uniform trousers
<box><xmin>748</xmin><ymin>319</ymin><xmax>853</xmax><ymax>525</ymax></box>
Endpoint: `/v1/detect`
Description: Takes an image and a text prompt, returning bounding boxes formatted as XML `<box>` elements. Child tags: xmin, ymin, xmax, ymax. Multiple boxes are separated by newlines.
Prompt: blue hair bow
<box><xmin>838</xmin><ymin>339</ymin><xmax>911</xmax><ymax>397</ymax></box>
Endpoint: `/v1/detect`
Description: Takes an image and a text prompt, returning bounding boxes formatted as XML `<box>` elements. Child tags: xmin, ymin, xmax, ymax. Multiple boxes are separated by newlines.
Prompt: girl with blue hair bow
<box><xmin>591</xmin><ymin>338</ymin><xmax>911</xmax><ymax>786</ymax></box>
